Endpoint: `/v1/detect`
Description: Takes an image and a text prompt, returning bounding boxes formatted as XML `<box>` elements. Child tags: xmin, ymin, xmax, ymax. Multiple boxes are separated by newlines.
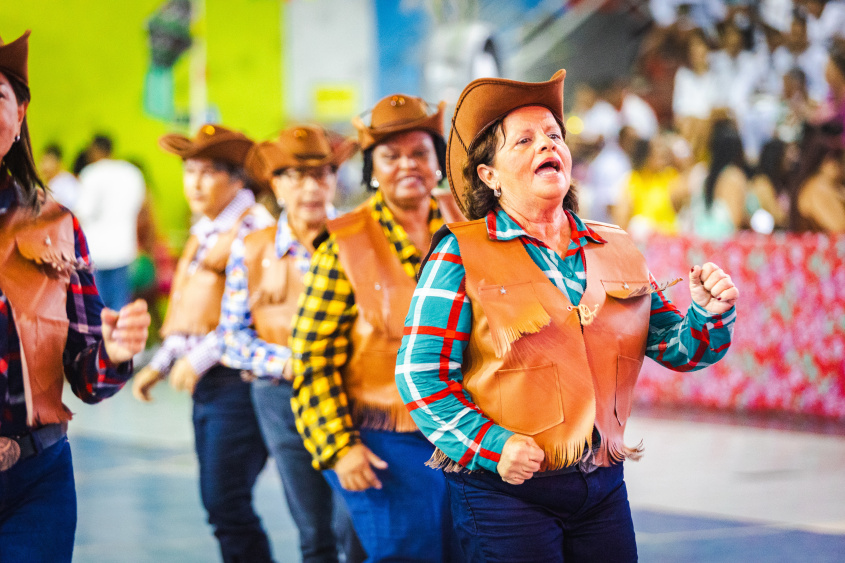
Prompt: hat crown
<box><xmin>278</xmin><ymin>125</ymin><xmax>331</xmax><ymax>160</ymax></box>
<box><xmin>0</xmin><ymin>30</ymin><xmax>31</xmax><ymax>88</ymax></box>
<box><xmin>370</xmin><ymin>95</ymin><xmax>429</xmax><ymax>129</ymax></box>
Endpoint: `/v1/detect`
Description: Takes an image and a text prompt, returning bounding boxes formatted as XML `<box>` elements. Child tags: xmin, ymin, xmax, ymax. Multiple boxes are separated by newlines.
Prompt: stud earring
<box><xmin>493</xmin><ymin>183</ymin><xmax>502</xmax><ymax>198</ymax></box>
<box><xmin>370</xmin><ymin>177</ymin><xmax>380</xmax><ymax>189</ymax></box>
<box><xmin>14</xmin><ymin>134</ymin><xmax>20</xmax><ymax>143</ymax></box>
<box><xmin>276</xmin><ymin>197</ymin><xmax>286</xmax><ymax>209</ymax></box>
<box><xmin>435</xmin><ymin>169</ymin><xmax>442</xmax><ymax>181</ymax></box>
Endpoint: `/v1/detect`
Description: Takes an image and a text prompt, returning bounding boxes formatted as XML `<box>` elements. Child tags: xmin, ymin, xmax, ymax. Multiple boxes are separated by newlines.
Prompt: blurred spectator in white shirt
<box><xmin>772</xmin><ymin>13</ymin><xmax>831</xmax><ymax>102</ymax></box>
<box><xmin>801</xmin><ymin>0</ymin><xmax>845</xmax><ymax>49</ymax></box>
<box><xmin>76</xmin><ymin>135</ymin><xmax>146</xmax><ymax>310</ymax></box>
<box><xmin>39</xmin><ymin>143</ymin><xmax>80</xmax><ymax>211</ymax></box>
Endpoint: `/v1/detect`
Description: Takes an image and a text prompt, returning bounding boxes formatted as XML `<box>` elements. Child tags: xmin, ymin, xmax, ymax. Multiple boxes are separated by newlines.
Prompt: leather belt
<box><xmin>0</xmin><ymin>422</ymin><xmax>68</xmax><ymax>471</ymax></box>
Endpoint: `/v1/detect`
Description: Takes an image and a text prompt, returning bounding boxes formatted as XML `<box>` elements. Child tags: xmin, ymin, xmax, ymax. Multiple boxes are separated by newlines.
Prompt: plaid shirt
<box><xmin>396</xmin><ymin>208</ymin><xmax>736</xmax><ymax>473</ymax></box>
<box><xmin>0</xmin><ymin>189</ymin><xmax>133</xmax><ymax>436</ymax></box>
<box><xmin>147</xmin><ymin>190</ymin><xmax>273</xmax><ymax>376</ymax></box>
<box><xmin>218</xmin><ymin>209</ymin><xmax>334</xmax><ymax>377</ymax></box>
<box><xmin>290</xmin><ymin>191</ymin><xmax>445</xmax><ymax>469</ymax></box>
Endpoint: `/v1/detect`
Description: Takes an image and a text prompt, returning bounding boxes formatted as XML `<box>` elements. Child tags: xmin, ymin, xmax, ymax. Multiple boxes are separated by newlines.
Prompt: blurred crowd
<box><xmin>570</xmin><ymin>0</ymin><xmax>845</xmax><ymax>238</ymax></box>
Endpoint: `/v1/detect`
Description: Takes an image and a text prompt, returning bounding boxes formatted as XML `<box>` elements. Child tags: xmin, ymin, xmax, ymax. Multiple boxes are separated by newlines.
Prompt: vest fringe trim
<box><xmin>16</xmin><ymin>240</ymin><xmax>89</xmax><ymax>274</ymax></box>
<box><xmin>541</xmin><ymin>438</ymin><xmax>590</xmax><ymax>472</ymax></box>
<box><xmin>596</xmin><ymin>433</ymin><xmax>645</xmax><ymax>464</ymax></box>
<box><xmin>426</xmin><ymin>448</ymin><xmax>476</xmax><ymax>473</ymax></box>
<box><xmin>490</xmin><ymin>302</ymin><xmax>551</xmax><ymax>358</ymax></box>
<box><xmin>350</xmin><ymin>402</ymin><xmax>419</xmax><ymax>432</ymax></box>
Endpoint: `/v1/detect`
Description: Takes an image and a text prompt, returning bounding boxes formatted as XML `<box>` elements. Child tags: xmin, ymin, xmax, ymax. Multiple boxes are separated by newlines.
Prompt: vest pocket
<box><xmin>495</xmin><ymin>363</ymin><xmax>564</xmax><ymax>436</ymax></box>
<box><xmin>615</xmin><ymin>355</ymin><xmax>642</xmax><ymax>426</ymax></box>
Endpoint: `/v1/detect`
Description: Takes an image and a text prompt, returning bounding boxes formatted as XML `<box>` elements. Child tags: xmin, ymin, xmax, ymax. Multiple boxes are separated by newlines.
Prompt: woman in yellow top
<box><xmin>289</xmin><ymin>94</ymin><xmax>462</xmax><ymax>561</ymax></box>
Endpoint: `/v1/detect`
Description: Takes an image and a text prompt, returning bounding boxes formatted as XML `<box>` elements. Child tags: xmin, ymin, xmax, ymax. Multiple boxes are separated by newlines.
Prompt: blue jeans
<box><xmin>0</xmin><ymin>438</ymin><xmax>76</xmax><ymax>563</ymax></box>
<box><xmin>251</xmin><ymin>378</ymin><xmax>365</xmax><ymax>563</ymax></box>
<box><xmin>94</xmin><ymin>264</ymin><xmax>131</xmax><ymax>311</ymax></box>
<box><xmin>325</xmin><ymin>429</ymin><xmax>458</xmax><ymax>562</ymax></box>
<box><xmin>193</xmin><ymin>366</ymin><xmax>272</xmax><ymax>563</ymax></box>
<box><xmin>445</xmin><ymin>464</ymin><xmax>637</xmax><ymax>562</ymax></box>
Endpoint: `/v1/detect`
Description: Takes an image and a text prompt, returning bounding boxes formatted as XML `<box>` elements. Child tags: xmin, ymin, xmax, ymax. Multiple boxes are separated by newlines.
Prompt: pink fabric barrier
<box><xmin>636</xmin><ymin>232</ymin><xmax>845</xmax><ymax>419</ymax></box>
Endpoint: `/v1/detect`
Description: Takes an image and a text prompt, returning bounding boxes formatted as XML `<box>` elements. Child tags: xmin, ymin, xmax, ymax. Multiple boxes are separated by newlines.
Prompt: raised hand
<box><xmin>102</xmin><ymin>299</ymin><xmax>151</xmax><ymax>364</ymax></box>
<box><xmin>689</xmin><ymin>262</ymin><xmax>739</xmax><ymax>315</ymax></box>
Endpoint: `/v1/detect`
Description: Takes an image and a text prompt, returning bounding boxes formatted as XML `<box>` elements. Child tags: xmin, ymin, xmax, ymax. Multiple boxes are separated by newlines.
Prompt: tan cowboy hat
<box><xmin>159</xmin><ymin>123</ymin><xmax>254</xmax><ymax>167</ymax></box>
<box><xmin>353</xmin><ymin>94</ymin><xmax>446</xmax><ymax>150</ymax></box>
<box><xmin>0</xmin><ymin>30</ymin><xmax>30</xmax><ymax>88</ymax></box>
<box><xmin>447</xmin><ymin>69</ymin><xmax>566</xmax><ymax>215</ymax></box>
<box><xmin>245</xmin><ymin>124</ymin><xmax>358</xmax><ymax>186</ymax></box>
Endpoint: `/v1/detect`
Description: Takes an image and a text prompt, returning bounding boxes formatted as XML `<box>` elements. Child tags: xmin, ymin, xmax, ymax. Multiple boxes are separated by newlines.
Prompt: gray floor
<box><xmin>65</xmin><ymin>381</ymin><xmax>845</xmax><ymax>562</ymax></box>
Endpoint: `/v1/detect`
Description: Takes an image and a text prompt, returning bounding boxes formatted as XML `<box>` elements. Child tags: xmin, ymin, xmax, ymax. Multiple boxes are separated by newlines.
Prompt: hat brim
<box><xmin>356</xmin><ymin>101</ymin><xmax>446</xmax><ymax>150</ymax></box>
<box><xmin>0</xmin><ymin>30</ymin><xmax>31</xmax><ymax>89</ymax></box>
<box><xmin>447</xmin><ymin>70</ymin><xmax>566</xmax><ymax>216</ymax></box>
<box><xmin>159</xmin><ymin>133</ymin><xmax>254</xmax><ymax>167</ymax></box>
<box><xmin>245</xmin><ymin>136</ymin><xmax>358</xmax><ymax>186</ymax></box>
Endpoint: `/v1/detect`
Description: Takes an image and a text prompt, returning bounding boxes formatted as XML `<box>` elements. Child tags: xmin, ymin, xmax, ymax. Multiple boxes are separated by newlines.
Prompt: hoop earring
<box><xmin>493</xmin><ymin>183</ymin><xmax>502</xmax><ymax>198</ymax></box>
<box><xmin>435</xmin><ymin>169</ymin><xmax>442</xmax><ymax>181</ymax></box>
<box><xmin>370</xmin><ymin>177</ymin><xmax>380</xmax><ymax>189</ymax></box>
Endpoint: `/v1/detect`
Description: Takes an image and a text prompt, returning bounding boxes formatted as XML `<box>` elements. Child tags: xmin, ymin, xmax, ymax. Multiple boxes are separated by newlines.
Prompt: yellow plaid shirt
<box><xmin>290</xmin><ymin>191</ymin><xmax>445</xmax><ymax>469</ymax></box>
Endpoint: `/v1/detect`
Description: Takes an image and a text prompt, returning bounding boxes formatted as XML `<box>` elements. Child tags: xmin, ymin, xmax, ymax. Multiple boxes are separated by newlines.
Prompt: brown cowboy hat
<box><xmin>159</xmin><ymin>123</ymin><xmax>254</xmax><ymax>166</ymax></box>
<box><xmin>353</xmin><ymin>94</ymin><xmax>446</xmax><ymax>150</ymax></box>
<box><xmin>447</xmin><ymin>69</ymin><xmax>566</xmax><ymax>215</ymax></box>
<box><xmin>0</xmin><ymin>30</ymin><xmax>30</xmax><ymax>88</ymax></box>
<box><xmin>245</xmin><ymin>124</ymin><xmax>358</xmax><ymax>186</ymax></box>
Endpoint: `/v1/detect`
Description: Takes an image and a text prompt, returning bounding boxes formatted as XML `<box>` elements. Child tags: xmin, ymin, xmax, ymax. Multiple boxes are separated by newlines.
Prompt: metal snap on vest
<box><xmin>374</xmin><ymin>283</ymin><xmax>382</xmax><ymax>290</ymax></box>
<box><xmin>622</xmin><ymin>282</ymin><xmax>629</xmax><ymax>290</ymax></box>
<box><xmin>44</xmin><ymin>236</ymin><xmax>52</xmax><ymax>246</ymax></box>
<box><xmin>499</xmin><ymin>286</ymin><xmax>507</xmax><ymax>295</ymax></box>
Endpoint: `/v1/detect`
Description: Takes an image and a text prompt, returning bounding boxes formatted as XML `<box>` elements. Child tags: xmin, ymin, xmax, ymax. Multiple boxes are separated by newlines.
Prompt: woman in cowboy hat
<box><xmin>396</xmin><ymin>70</ymin><xmax>740</xmax><ymax>562</ymax></box>
<box><xmin>214</xmin><ymin>124</ymin><xmax>364</xmax><ymax>562</ymax></box>
<box><xmin>0</xmin><ymin>30</ymin><xmax>151</xmax><ymax>561</ymax></box>
<box><xmin>289</xmin><ymin>95</ymin><xmax>463</xmax><ymax>561</ymax></box>
<box><xmin>132</xmin><ymin>124</ymin><xmax>277</xmax><ymax>562</ymax></box>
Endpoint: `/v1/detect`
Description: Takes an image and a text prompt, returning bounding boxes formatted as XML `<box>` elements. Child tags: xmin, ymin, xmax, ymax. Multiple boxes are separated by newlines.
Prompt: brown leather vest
<box><xmin>160</xmin><ymin>210</ymin><xmax>248</xmax><ymax>337</ymax></box>
<box><xmin>451</xmin><ymin>219</ymin><xmax>652</xmax><ymax>470</ymax></box>
<box><xmin>327</xmin><ymin>205</ymin><xmax>418</xmax><ymax>432</ymax></box>
<box><xmin>0</xmin><ymin>199</ymin><xmax>75</xmax><ymax>427</ymax></box>
<box><xmin>242</xmin><ymin>226</ymin><xmax>304</xmax><ymax>345</ymax></box>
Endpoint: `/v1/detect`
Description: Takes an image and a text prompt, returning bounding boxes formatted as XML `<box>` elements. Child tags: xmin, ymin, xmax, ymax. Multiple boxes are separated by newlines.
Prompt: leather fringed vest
<box><xmin>242</xmin><ymin>227</ymin><xmax>303</xmax><ymax>345</ymax></box>
<box><xmin>450</xmin><ymin>219</ymin><xmax>652</xmax><ymax>470</ymax></box>
<box><xmin>160</xmin><ymin>210</ymin><xmax>248</xmax><ymax>338</ymax></box>
<box><xmin>0</xmin><ymin>199</ymin><xmax>76</xmax><ymax>427</ymax></box>
<box><xmin>327</xmin><ymin>206</ymin><xmax>419</xmax><ymax>432</ymax></box>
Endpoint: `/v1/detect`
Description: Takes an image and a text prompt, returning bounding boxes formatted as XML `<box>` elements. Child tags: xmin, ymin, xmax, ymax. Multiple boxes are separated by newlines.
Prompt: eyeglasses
<box><xmin>275</xmin><ymin>166</ymin><xmax>336</xmax><ymax>183</ymax></box>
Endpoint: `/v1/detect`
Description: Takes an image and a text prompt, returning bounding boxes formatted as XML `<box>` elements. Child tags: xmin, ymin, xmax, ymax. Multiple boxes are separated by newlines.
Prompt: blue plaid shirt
<box><xmin>219</xmin><ymin>210</ymin><xmax>331</xmax><ymax>377</ymax></box>
<box><xmin>0</xmin><ymin>188</ymin><xmax>133</xmax><ymax>436</ymax></box>
<box><xmin>396</xmin><ymin>208</ymin><xmax>736</xmax><ymax>472</ymax></box>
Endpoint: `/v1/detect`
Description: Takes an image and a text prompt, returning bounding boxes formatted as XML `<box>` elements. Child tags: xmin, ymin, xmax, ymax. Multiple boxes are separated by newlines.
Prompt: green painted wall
<box><xmin>4</xmin><ymin>0</ymin><xmax>284</xmax><ymax>249</ymax></box>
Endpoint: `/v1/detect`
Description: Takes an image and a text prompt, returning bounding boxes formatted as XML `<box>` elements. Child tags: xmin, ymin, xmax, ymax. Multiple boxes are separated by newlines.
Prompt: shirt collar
<box><xmin>369</xmin><ymin>189</ymin><xmax>443</xmax><ymax>236</ymax></box>
<box><xmin>190</xmin><ymin>189</ymin><xmax>256</xmax><ymax>239</ymax></box>
<box><xmin>274</xmin><ymin>204</ymin><xmax>339</xmax><ymax>258</ymax></box>
<box><xmin>484</xmin><ymin>207</ymin><xmax>606</xmax><ymax>246</ymax></box>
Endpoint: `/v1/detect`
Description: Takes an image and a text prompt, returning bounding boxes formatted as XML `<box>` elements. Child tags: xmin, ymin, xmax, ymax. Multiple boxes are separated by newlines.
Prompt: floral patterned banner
<box><xmin>637</xmin><ymin>232</ymin><xmax>845</xmax><ymax>419</ymax></box>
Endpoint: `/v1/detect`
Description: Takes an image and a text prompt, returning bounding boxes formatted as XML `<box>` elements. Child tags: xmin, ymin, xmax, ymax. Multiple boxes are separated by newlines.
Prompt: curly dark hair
<box><xmin>462</xmin><ymin>115</ymin><xmax>578</xmax><ymax>221</ymax></box>
<box><xmin>1</xmin><ymin>75</ymin><xmax>44</xmax><ymax>211</ymax></box>
<box><xmin>361</xmin><ymin>132</ymin><xmax>447</xmax><ymax>190</ymax></box>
